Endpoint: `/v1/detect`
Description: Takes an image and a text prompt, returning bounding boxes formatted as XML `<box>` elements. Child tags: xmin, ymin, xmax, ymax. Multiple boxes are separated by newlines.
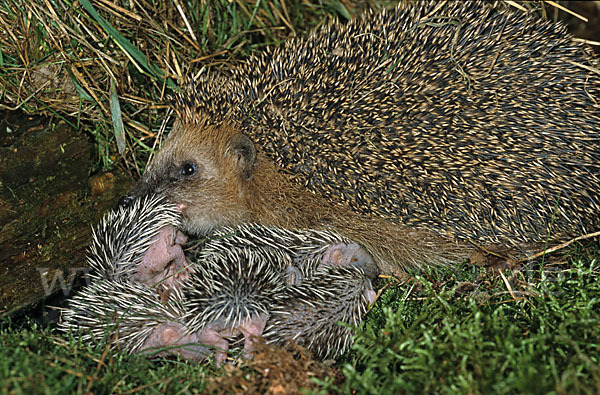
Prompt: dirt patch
<box><xmin>206</xmin><ymin>342</ymin><xmax>343</xmax><ymax>394</ymax></box>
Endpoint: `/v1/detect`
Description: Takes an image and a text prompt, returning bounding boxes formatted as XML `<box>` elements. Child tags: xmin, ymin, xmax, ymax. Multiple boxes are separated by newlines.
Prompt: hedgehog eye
<box><xmin>180</xmin><ymin>162</ymin><xmax>197</xmax><ymax>177</ymax></box>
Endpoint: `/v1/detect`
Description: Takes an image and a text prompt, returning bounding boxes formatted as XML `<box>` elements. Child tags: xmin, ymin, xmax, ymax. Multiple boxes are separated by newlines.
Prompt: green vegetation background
<box><xmin>1</xmin><ymin>1</ymin><xmax>599</xmax><ymax>393</ymax></box>
<box><xmin>3</xmin><ymin>248</ymin><xmax>599</xmax><ymax>393</ymax></box>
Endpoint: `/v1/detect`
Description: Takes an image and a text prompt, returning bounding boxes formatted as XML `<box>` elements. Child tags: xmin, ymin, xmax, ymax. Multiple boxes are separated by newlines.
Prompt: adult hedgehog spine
<box><xmin>123</xmin><ymin>1</ymin><xmax>600</xmax><ymax>275</ymax></box>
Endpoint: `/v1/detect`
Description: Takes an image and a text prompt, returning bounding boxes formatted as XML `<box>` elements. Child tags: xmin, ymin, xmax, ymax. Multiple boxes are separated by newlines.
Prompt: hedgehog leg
<box><xmin>363</xmin><ymin>281</ymin><xmax>377</xmax><ymax>306</ymax></box>
<box><xmin>238</xmin><ymin>314</ymin><xmax>268</xmax><ymax>359</ymax></box>
<box><xmin>196</xmin><ymin>326</ymin><xmax>231</xmax><ymax>367</ymax></box>
<box><xmin>132</xmin><ymin>225</ymin><xmax>191</xmax><ymax>289</ymax></box>
<box><xmin>141</xmin><ymin>322</ymin><xmax>209</xmax><ymax>362</ymax></box>
<box><xmin>321</xmin><ymin>243</ymin><xmax>379</xmax><ymax>279</ymax></box>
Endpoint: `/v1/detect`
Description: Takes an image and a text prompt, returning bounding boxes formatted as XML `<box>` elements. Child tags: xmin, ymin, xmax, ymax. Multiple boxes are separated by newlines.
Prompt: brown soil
<box><xmin>206</xmin><ymin>342</ymin><xmax>344</xmax><ymax>394</ymax></box>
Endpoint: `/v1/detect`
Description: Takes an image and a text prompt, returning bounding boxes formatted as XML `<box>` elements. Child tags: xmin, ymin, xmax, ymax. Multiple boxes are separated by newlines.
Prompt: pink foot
<box><xmin>239</xmin><ymin>314</ymin><xmax>268</xmax><ymax>359</ymax></box>
<box><xmin>321</xmin><ymin>243</ymin><xmax>379</xmax><ymax>279</ymax></box>
<box><xmin>196</xmin><ymin>325</ymin><xmax>231</xmax><ymax>367</ymax></box>
<box><xmin>141</xmin><ymin>322</ymin><xmax>208</xmax><ymax>361</ymax></box>
<box><xmin>132</xmin><ymin>226</ymin><xmax>192</xmax><ymax>292</ymax></box>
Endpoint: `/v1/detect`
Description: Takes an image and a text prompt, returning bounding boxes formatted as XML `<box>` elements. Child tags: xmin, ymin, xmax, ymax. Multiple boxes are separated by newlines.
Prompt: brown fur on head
<box><xmin>127</xmin><ymin>113</ymin><xmax>471</xmax><ymax>276</ymax></box>
<box><xmin>128</xmin><ymin>117</ymin><xmax>257</xmax><ymax>235</ymax></box>
<box><xmin>128</xmin><ymin>113</ymin><xmax>339</xmax><ymax>235</ymax></box>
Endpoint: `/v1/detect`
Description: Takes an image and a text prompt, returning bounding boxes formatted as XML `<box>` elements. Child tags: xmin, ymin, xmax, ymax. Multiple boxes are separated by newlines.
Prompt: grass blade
<box><xmin>110</xmin><ymin>79</ymin><xmax>126</xmax><ymax>155</ymax></box>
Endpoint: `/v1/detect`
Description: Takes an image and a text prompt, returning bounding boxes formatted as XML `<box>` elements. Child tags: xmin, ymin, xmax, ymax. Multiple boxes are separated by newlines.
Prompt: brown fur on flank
<box><xmin>130</xmin><ymin>116</ymin><xmax>468</xmax><ymax>276</ymax></box>
<box><xmin>127</xmin><ymin>1</ymin><xmax>600</xmax><ymax>275</ymax></box>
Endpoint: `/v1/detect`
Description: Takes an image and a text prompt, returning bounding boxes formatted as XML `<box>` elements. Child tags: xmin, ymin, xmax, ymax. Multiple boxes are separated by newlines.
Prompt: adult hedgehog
<box><xmin>123</xmin><ymin>1</ymin><xmax>600</xmax><ymax>276</ymax></box>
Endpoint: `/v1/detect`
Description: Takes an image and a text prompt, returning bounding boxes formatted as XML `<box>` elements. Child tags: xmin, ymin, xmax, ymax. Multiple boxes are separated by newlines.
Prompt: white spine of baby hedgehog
<box><xmin>183</xmin><ymin>246</ymin><xmax>289</xmax><ymax>364</ymax></box>
<box><xmin>199</xmin><ymin>224</ymin><xmax>380</xmax><ymax>282</ymax></box>
<box><xmin>182</xmin><ymin>225</ymin><xmax>379</xmax><ymax>363</ymax></box>
<box><xmin>263</xmin><ymin>264</ymin><xmax>377</xmax><ymax>360</ymax></box>
<box><xmin>64</xmin><ymin>193</ymin><xmax>379</xmax><ymax>365</ymax></box>
<box><xmin>88</xmin><ymin>194</ymin><xmax>191</xmax><ymax>293</ymax></box>
<box><xmin>59</xmin><ymin>278</ymin><xmax>205</xmax><ymax>359</ymax></box>
<box><xmin>61</xmin><ymin>194</ymin><xmax>204</xmax><ymax>360</ymax></box>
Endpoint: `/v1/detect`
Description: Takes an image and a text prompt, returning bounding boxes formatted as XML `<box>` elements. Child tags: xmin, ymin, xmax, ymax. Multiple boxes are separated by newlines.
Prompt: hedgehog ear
<box><xmin>229</xmin><ymin>134</ymin><xmax>256</xmax><ymax>179</ymax></box>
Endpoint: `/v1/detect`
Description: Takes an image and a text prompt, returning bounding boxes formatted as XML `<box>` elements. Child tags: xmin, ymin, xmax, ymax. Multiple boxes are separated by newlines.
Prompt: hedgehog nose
<box><xmin>118</xmin><ymin>195</ymin><xmax>135</xmax><ymax>209</ymax></box>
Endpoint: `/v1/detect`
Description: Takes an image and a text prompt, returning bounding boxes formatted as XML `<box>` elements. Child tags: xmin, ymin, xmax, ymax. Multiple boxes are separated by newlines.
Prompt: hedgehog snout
<box><xmin>321</xmin><ymin>243</ymin><xmax>379</xmax><ymax>279</ymax></box>
<box><xmin>118</xmin><ymin>194</ymin><xmax>135</xmax><ymax>208</ymax></box>
<box><xmin>119</xmin><ymin>171</ymin><xmax>165</xmax><ymax>208</ymax></box>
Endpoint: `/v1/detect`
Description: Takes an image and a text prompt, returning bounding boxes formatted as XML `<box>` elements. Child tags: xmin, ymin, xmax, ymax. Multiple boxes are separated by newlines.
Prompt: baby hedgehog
<box><xmin>63</xmin><ymin>195</ymin><xmax>377</xmax><ymax>364</ymax></box>
<box><xmin>60</xmin><ymin>279</ymin><xmax>207</xmax><ymax>361</ymax></box>
<box><xmin>61</xmin><ymin>195</ymin><xmax>205</xmax><ymax>360</ymax></box>
<box><xmin>123</xmin><ymin>0</ymin><xmax>600</xmax><ymax>276</ymax></box>
<box><xmin>88</xmin><ymin>194</ymin><xmax>191</xmax><ymax>294</ymax></box>
<box><xmin>184</xmin><ymin>225</ymin><xmax>378</xmax><ymax>364</ymax></box>
<box><xmin>263</xmin><ymin>264</ymin><xmax>376</xmax><ymax>360</ymax></box>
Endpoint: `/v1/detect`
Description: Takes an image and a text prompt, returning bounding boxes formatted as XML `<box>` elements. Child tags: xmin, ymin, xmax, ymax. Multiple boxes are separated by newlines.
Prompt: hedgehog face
<box><xmin>124</xmin><ymin>119</ymin><xmax>256</xmax><ymax>235</ymax></box>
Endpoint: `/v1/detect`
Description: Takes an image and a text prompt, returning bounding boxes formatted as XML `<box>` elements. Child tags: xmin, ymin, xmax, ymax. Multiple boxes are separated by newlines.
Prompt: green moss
<box><xmin>2</xmin><ymin>242</ymin><xmax>599</xmax><ymax>393</ymax></box>
<box><xmin>0</xmin><ymin>319</ymin><xmax>215</xmax><ymax>393</ymax></box>
<box><xmin>337</xmin><ymin>245</ymin><xmax>600</xmax><ymax>394</ymax></box>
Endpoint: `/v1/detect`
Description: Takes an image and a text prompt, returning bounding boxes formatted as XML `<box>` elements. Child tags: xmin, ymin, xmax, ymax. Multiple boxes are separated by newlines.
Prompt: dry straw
<box><xmin>0</xmin><ymin>0</ymin><xmax>356</xmax><ymax>170</ymax></box>
<box><xmin>0</xmin><ymin>0</ymin><xmax>592</xmax><ymax>172</ymax></box>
